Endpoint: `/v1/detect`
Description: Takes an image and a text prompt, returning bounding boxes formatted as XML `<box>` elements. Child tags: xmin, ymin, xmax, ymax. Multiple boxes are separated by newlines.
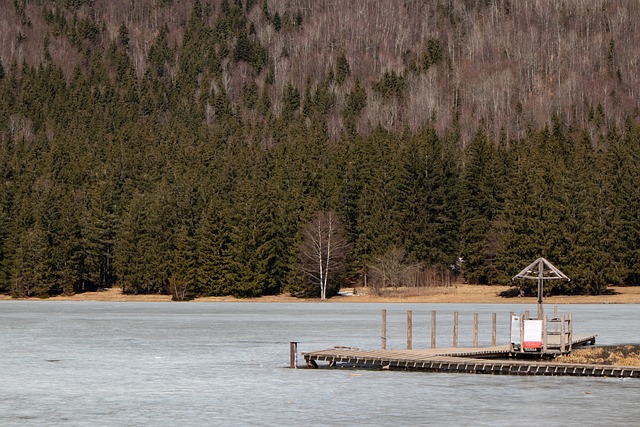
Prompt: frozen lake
<box><xmin>1</xmin><ymin>301</ymin><xmax>639</xmax><ymax>426</ymax></box>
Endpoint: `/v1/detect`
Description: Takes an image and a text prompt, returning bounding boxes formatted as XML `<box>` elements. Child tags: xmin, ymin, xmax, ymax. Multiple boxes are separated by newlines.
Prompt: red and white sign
<box><xmin>523</xmin><ymin>320</ymin><xmax>543</xmax><ymax>349</ymax></box>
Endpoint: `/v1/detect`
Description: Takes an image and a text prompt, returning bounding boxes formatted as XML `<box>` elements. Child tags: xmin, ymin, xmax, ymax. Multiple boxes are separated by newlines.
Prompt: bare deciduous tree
<box><xmin>367</xmin><ymin>247</ymin><xmax>455</xmax><ymax>293</ymax></box>
<box><xmin>299</xmin><ymin>210</ymin><xmax>349</xmax><ymax>300</ymax></box>
<box><xmin>368</xmin><ymin>247</ymin><xmax>418</xmax><ymax>290</ymax></box>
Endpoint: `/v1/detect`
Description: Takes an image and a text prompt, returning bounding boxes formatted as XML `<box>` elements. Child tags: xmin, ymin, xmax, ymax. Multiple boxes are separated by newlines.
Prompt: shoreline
<box><xmin>3</xmin><ymin>284</ymin><xmax>640</xmax><ymax>304</ymax></box>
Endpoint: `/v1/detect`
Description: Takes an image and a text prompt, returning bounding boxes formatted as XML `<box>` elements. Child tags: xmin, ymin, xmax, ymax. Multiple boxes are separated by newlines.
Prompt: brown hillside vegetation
<box><xmin>2</xmin><ymin>0</ymin><xmax>640</xmax><ymax>142</ymax></box>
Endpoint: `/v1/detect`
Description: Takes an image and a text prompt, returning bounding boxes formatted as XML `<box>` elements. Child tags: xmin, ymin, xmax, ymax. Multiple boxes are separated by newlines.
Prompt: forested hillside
<box><xmin>1</xmin><ymin>0</ymin><xmax>640</xmax><ymax>299</ymax></box>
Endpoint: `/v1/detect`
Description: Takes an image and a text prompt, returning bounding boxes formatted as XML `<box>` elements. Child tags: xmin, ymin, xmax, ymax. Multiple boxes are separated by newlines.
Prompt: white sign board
<box><xmin>510</xmin><ymin>315</ymin><xmax>520</xmax><ymax>345</ymax></box>
<box><xmin>523</xmin><ymin>319</ymin><xmax>543</xmax><ymax>349</ymax></box>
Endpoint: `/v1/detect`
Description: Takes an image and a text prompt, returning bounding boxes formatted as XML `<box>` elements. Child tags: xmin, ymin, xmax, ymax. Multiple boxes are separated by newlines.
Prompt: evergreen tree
<box><xmin>114</xmin><ymin>190</ymin><xmax>175</xmax><ymax>295</ymax></box>
<box><xmin>226</xmin><ymin>194</ymin><xmax>262</xmax><ymax>297</ymax></box>
<box><xmin>459</xmin><ymin>129</ymin><xmax>503</xmax><ymax>284</ymax></box>
<box><xmin>343</xmin><ymin>80</ymin><xmax>367</xmax><ymax>136</ymax></box>
<box><xmin>561</xmin><ymin>130</ymin><xmax>613</xmax><ymax>294</ymax></box>
<box><xmin>496</xmin><ymin>142</ymin><xmax>544</xmax><ymax>286</ymax></box>
<box><xmin>273</xmin><ymin>12</ymin><xmax>282</xmax><ymax>31</ymax></box>
<box><xmin>282</xmin><ymin>83</ymin><xmax>300</xmax><ymax>118</ymax></box>
<box><xmin>83</xmin><ymin>181</ymin><xmax>118</xmax><ymax>290</ymax></box>
<box><xmin>397</xmin><ymin>127</ymin><xmax>459</xmax><ymax>267</ymax></box>
<box><xmin>147</xmin><ymin>25</ymin><xmax>172</xmax><ymax>80</ymax></box>
<box><xmin>196</xmin><ymin>200</ymin><xmax>234</xmax><ymax>296</ymax></box>
<box><xmin>170</xmin><ymin>226</ymin><xmax>197</xmax><ymax>300</ymax></box>
<box><xmin>118</xmin><ymin>22</ymin><xmax>130</xmax><ymax>49</ymax></box>
<box><xmin>0</xmin><ymin>200</ymin><xmax>9</xmax><ymax>294</ymax></box>
<box><xmin>10</xmin><ymin>223</ymin><xmax>49</xmax><ymax>298</ymax></box>
<box><xmin>353</xmin><ymin>128</ymin><xmax>402</xmax><ymax>264</ymax></box>
<box><xmin>335</xmin><ymin>53</ymin><xmax>350</xmax><ymax>84</ymax></box>
<box><xmin>606</xmin><ymin>125</ymin><xmax>640</xmax><ymax>286</ymax></box>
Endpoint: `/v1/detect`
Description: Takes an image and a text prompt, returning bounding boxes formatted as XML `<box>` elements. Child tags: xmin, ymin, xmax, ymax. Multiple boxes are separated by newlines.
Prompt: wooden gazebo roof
<box><xmin>512</xmin><ymin>257</ymin><xmax>569</xmax><ymax>319</ymax></box>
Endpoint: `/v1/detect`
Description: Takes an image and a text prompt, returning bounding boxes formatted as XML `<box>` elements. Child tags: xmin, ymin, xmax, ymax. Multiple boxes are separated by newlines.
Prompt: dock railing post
<box><xmin>431</xmin><ymin>310</ymin><xmax>437</xmax><ymax>349</ymax></box>
<box><xmin>560</xmin><ymin>314</ymin><xmax>566</xmax><ymax>353</ymax></box>
<box><xmin>473</xmin><ymin>313</ymin><xmax>478</xmax><ymax>348</ymax></box>
<box><xmin>453</xmin><ymin>312</ymin><xmax>458</xmax><ymax>348</ymax></box>
<box><xmin>542</xmin><ymin>316</ymin><xmax>547</xmax><ymax>353</ymax></box>
<box><xmin>492</xmin><ymin>313</ymin><xmax>497</xmax><ymax>347</ymax></box>
<box><xmin>407</xmin><ymin>310</ymin><xmax>413</xmax><ymax>350</ymax></box>
<box><xmin>290</xmin><ymin>342</ymin><xmax>298</xmax><ymax>369</ymax></box>
<box><xmin>519</xmin><ymin>313</ymin><xmax>525</xmax><ymax>353</ymax></box>
<box><xmin>568</xmin><ymin>313</ymin><xmax>573</xmax><ymax>352</ymax></box>
<box><xmin>509</xmin><ymin>312</ymin><xmax>514</xmax><ymax>352</ymax></box>
<box><xmin>382</xmin><ymin>309</ymin><xmax>387</xmax><ymax>350</ymax></box>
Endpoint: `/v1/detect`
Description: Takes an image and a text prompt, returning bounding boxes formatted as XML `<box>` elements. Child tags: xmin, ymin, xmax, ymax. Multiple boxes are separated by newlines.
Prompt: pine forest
<box><xmin>2</xmin><ymin>0</ymin><xmax>640</xmax><ymax>300</ymax></box>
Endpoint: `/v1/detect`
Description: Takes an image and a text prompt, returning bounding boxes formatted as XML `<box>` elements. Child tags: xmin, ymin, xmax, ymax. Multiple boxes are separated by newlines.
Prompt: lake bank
<box><xmin>3</xmin><ymin>284</ymin><xmax>640</xmax><ymax>304</ymax></box>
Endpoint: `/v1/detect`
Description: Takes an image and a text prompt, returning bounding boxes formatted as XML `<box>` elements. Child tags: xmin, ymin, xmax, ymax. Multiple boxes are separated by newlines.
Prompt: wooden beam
<box><xmin>290</xmin><ymin>342</ymin><xmax>298</xmax><ymax>368</ymax></box>
<box><xmin>473</xmin><ymin>313</ymin><xmax>478</xmax><ymax>348</ymax></box>
<box><xmin>453</xmin><ymin>311</ymin><xmax>458</xmax><ymax>348</ymax></box>
<box><xmin>381</xmin><ymin>309</ymin><xmax>387</xmax><ymax>350</ymax></box>
<box><xmin>492</xmin><ymin>313</ymin><xmax>497</xmax><ymax>347</ymax></box>
<box><xmin>431</xmin><ymin>310</ymin><xmax>437</xmax><ymax>349</ymax></box>
<box><xmin>407</xmin><ymin>310</ymin><xmax>413</xmax><ymax>350</ymax></box>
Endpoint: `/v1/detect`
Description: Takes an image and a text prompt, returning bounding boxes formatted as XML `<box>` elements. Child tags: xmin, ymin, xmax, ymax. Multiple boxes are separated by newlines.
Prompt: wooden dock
<box><xmin>298</xmin><ymin>309</ymin><xmax>638</xmax><ymax>378</ymax></box>
<box><xmin>301</xmin><ymin>334</ymin><xmax>640</xmax><ymax>378</ymax></box>
<box><xmin>303</xmin><ymin>346</ymin><xmax>640</xmax><ymax>378</ymax></box>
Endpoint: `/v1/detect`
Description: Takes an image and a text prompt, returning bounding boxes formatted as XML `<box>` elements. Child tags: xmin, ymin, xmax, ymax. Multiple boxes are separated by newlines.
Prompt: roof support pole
<box><xmin>538</xmin><ymin>261</ymin><xmax>544</xmax><ymax>319</ymax></box>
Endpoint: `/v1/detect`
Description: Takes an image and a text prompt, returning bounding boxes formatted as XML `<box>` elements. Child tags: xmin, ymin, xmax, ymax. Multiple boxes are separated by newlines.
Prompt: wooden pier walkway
<box><xmin>302</xmin><ymin>334</ymin><xmax>640</xmax><ymax>378</ymax></box>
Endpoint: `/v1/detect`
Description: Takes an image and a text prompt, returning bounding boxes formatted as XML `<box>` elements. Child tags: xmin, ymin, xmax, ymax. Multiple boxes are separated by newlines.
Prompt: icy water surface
<box><xmin>1</xmin><ymin>302</ymin><xmax>639</xmax><ymax>426</ymax></box>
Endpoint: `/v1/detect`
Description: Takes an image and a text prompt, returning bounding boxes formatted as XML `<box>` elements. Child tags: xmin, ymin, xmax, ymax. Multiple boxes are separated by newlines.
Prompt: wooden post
<box><xmin>453</xmin><ymin>311</ymin><xmax>458</xmax><ymax>348</ymax></box>
<box><xmin>568</xmin><ymin>313</ymin><xmax>573</xmax><ymax>352</ymax></box>
<box><xmin>542</xmin><ymin>316</ymin><xmax>547</xmax><ymax>353</ymax></box>
<box><xmin>519</xmin><ymin>313</ymin><xmax>525</xmax><ymax>352</ymax></box>
<box><xmin>381</xmin><ymin>309</ymin><xmax>387</xmax><ymax>350</ymax></box>
<box><xmin>290</xmin><ymin>342</ymin><xmax>298</xmax><ymax>369</ymax></box>
<box><xmin>407</xmin><ymin>310</ymin><xmax>413</xmax><ymax>350</ymax></box>
<box><xmin>492</xmin><ymin>313</ymin><xmax>497</xmax><ymax>347</ymax></box>
<box><xmin>537</xmin><ymin>261</ymin><xmax>544</xmax><ymax>320</ymax></box>
<box><xmin>431</xmin><ymin>310</ymin><xmax>437</xmax><ymax>349</ymax></box>
<box><xmin>473</xmin><ymin>313</ymin><xmax>479</xmax><ymax>348</ymax></box>
<box><xmin>509</xmin><ymin>312</ymin><xmax>514</xmax><ymax>352</ymax></box>
<box><xmin>560</xmin><ymin>314</ymin><xmax>566</xmax><ymax>353</ymax></box>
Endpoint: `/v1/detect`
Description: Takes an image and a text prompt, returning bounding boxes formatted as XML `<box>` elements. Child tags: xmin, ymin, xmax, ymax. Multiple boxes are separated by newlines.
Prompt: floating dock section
<box><xmin>303</xmin><ymin>344</ymin><xmax>640</xmax><ymax>378</ymax></box>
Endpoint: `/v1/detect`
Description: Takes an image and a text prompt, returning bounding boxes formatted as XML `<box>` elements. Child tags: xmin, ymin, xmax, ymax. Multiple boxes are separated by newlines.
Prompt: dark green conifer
<box><xmin>336</xmin><ymin>53</ymin><xmax>350</xmax><ymax>84</ymax></box>
<box><xmin>459</xmin><ymin>128</ymin><xmax>502</xmax><ymax>284</ymax></box>
<box><xmin>397</xmin><ymin>127</ymin><xmax>459</xmax><ymax>267</ymax></box>
<box><xmin>196</xmin><ymin>200</ymin><xmax>234</xmax><ymax>296</ymax></box>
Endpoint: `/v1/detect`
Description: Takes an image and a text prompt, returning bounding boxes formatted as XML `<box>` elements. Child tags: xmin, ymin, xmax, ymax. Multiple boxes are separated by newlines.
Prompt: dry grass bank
<box><xmin>557</xmin><ymin>345</ymin><xmax>640</xmax><ymax>367</ymax></box>
<box><xmin>334</xmin><ymin>285</ymin><xmax>640</xmax><ymax>304</ymax></box>
<box><xmin>3</xmin><ymin>284</ymin><xmax>640</xmax><ymax>304</ymax></box>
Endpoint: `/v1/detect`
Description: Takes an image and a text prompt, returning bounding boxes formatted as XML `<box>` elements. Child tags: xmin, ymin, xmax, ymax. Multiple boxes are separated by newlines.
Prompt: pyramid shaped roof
<box><xmin>512</xmin><ymin>257</ymin><xmax>570</xmax><ymax>281</ymax></box>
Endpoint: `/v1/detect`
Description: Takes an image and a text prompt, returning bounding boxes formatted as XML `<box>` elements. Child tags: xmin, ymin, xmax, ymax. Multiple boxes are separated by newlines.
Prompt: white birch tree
<box><xmin>299</xmin><ymin>210</ymin><xmax>349</xmax><ymax>300</ymax></box>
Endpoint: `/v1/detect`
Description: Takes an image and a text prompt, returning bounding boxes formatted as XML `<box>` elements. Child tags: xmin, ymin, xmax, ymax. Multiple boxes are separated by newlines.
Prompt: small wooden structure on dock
<box><xmin>512</xmin><ymin>257</ymin><xmax>570</xmax><ymax>320</ymax></box>
<box><xmin>509</xmin><ymin>310</ymin><xmax>584</xmax><ymax>356</ymax></box>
